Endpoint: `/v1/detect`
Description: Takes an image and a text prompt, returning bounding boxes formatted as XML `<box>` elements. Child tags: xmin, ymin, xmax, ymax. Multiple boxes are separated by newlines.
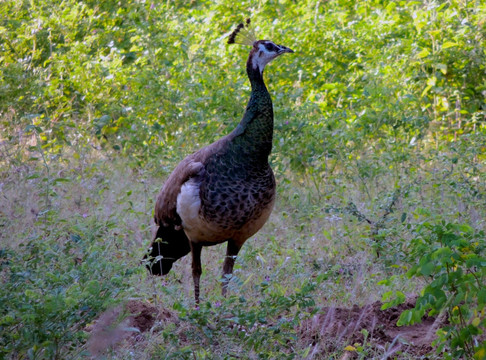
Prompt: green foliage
<box><xmin>2</xmin><ymin>0</ymin><xmax>485</xmax><ymax>168</ymax></box>
<box><xmin>382</xmin><ymin>215</ymin><xmax>486</xmax><ymax>359</ymax></box>
<box><xmin>0</xmin><ymin>216</ymin><xmax>133</xmax><ymax>359</ymax></box>
<box><xmin>1</xmin><ymin>0</ymin><xmax>485</xmax><ymax>359</ymax></box>
<box><xmin>153</xmin><ymin>278</ymin><xmax>316</xmax><ymax>359</ymax></box>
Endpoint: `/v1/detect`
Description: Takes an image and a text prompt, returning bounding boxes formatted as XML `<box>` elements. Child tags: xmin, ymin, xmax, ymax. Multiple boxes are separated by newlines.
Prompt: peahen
<box><xmin>144</xmin><ymin>19</ymin><xmax>293</xmax><ymax>304</ymax></box>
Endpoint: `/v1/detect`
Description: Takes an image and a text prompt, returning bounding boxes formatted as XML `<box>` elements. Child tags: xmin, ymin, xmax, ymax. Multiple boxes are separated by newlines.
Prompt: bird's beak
<box><xmin>277</xmin><ymin>45</ymin><xmax>294</xmax><ymax>54</ymax></box>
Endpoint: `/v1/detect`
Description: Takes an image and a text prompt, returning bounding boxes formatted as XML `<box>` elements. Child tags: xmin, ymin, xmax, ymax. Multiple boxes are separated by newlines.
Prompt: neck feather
<box><xmin>227</xmin><ymin>52</ymin><xmax>273</xmax><ymax>161</ymax></box>
<box><xmin>246</xmin><ymin>53</ymin><xmax>265</xmax><ymax>86</ymax></box>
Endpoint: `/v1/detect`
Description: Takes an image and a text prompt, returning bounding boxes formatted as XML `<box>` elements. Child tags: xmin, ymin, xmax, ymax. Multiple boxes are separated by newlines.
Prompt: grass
<box><xmin>1</xmin><ymin>0</ymin><xmax>485</xmax><ymax>357</ymax></box>
<box><xmin>1</xmin><ymin>129</ymin><xmax>484</xmax><ymax>359</ymax></box>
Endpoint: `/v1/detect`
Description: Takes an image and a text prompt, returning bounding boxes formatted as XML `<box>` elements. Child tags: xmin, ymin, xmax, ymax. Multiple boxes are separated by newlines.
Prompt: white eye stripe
<box><xmin>258</xmin><ymin>44</ymin><xmax>269</xmax><ymax>52</ymax></box>
<box><xmin>259</xmin><ymin>41</ymin><xmax>283</xmax><ymax>55</ymax></box>
<box><xmin>251</xmin><ymin>41</ymin><xmax>288</xmax><ymax>74</ymax></box>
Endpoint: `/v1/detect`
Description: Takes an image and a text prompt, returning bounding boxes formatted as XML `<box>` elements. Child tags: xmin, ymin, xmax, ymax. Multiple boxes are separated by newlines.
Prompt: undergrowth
<box><xmin>1</xmin><ymin>139</ymin><xmax>484</xmax><ymax>358</ymax></box>
<box><xmin>1</xmin><ymin>0</ymin><xmax>485</xmax><ymax>358</ymax></box>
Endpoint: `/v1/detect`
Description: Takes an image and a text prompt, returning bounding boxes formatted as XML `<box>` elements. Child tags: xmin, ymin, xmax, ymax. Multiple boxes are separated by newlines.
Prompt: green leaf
<box><xmin>381</xmin><ymin>291</ymin><xmax>406</xmax><ymax>310</ymax></box>
<box><xmin>53</xmin><ymin>178</ymin><xmax>71</xmax><ymax>184</ymax></box>
<box><xmin>442</xmin><ymin>41</ymin><xmax>457</xmax><ymax>49</ymax></box>
<box><xmin>401</xmin><ymin>212</ymin><xmax>407</xmax><ymax>223</ymax></box>
<box><xmin>478</xmin><ymin>289</ymin><xmax>486</xmax><ymax>306</ymax></box>
<box><xmin>435</xmin><ymin>63</ymin><xmax>447</xmax><ymax>75</ymax></box>
<box><xmin>83</xmin><ymin>280</ymin><xmax>100</xmax><ymax>295</ymax></box>
<box><xmin>24</xmin><ymin>124</ymin><xmax>43</xmax><ymax>133</ymax></box>
<box><xmin>419</xmin><ymin>261</ymin><xmax>435</xmax><ymax>276</ymax></box>
<box><xmin>417</xmin><ymin>48</ymin><xmax>430</xmax><ymax>58</ymax></box>
<box><xmin>397</xmin><ymin>309</ymin><xmax>413</xmax><ymax>326</ymax></box>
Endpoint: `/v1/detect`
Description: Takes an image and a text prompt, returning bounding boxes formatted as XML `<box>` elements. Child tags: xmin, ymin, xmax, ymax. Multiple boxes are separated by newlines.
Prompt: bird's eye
<box><xmin>264</xmin><ymin>43</ymin><xmax>276</xmax><ymax>52</ymax></box>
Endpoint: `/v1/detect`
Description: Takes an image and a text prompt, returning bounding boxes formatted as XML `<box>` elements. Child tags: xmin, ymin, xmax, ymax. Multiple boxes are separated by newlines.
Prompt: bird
<box><xmin>143</xmin><ymin>19</ymin><xmax>293</xmax><ymax>304</ymax></box>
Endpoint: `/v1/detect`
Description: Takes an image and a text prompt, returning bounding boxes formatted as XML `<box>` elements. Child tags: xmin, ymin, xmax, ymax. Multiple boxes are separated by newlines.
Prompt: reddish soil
<box><xmin>86</xmin><ymin>300</ymin><xmax>176</xmax><ymax>356</ymax></box>
<box><xmin>299</xmin><ymin>297</ymin><xmax>445</xmax><ymax>357</ymax></box>
<box><xmin>87</xmin><ymin>298</ymin><xmax>444</xmax><ymax>357</ymax></box>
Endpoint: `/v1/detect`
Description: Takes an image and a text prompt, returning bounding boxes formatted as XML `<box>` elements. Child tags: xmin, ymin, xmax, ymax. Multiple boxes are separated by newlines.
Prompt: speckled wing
<box><xmin>154</xmin><ymin>136</ymin><xmax>232</xmax><ymax>229</ymax></box>
<box><xmin>198</xmin><ymin>154</ymin><xmax>275</xmax><ymax>233</ymax></box>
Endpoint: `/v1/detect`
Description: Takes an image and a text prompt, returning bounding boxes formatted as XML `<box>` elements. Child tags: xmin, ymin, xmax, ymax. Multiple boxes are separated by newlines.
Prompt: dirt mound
<box><xmin>87</xmin><ymin>298</ymin><xmax>445</xmax><ymax>358</ymax></box>
<box><xmin>299</xmin><ymin>297</ymin><xmax>445</xmax><ymax>357</ymax></box>
<box><xmin>86</xmin><ymin>300</ymin><xmax>175</xmax><ymax>357</ymax></box>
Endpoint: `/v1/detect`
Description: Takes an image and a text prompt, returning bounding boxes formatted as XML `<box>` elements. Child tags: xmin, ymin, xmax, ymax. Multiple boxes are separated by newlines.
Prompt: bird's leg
<box><xmin>222</xmin><ymin>239</ymin><xmax>242</xmax><ymax>297</ymax></box>
<box><xmin>190</xmin><ymin>241</ymin><xmax>203</xmax><ymax>304</ymax></box>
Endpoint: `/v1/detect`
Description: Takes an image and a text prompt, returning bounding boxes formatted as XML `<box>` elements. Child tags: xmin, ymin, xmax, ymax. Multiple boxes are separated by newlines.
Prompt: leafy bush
<box><xmin>382</xmin><ymin>214</ymin><xmax>486</xmax><ymax>359</ymax></box>
<box><xmin>0</xmin><ymin>217</ymin><xmax>133</xmax><ymax>359</ymax></box>
<box><xmin>1</xmin><ymin>1</ymin><xmax>485</xmax><ymax>359</ymax></box>
<box><xmin>2</xmin><ymin>1</ymin><xmax>485</xmax><ymax>167</ymax></box>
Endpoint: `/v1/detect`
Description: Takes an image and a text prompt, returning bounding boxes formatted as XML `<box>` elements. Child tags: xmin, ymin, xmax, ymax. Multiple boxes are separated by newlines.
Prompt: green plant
<box><xmin>1</xmin><ymin>1</ymin><xmax>485</xmax><ymax>359</ymax></box>
<box><xmin>0</xmin><ymin>217</ymin><xmax>133</xmax><ymax>359</ymax></box>
<box><xmin>383</xmin><ymin>215</ymin><xmax>486</xmax><ymax>359</ymax></box>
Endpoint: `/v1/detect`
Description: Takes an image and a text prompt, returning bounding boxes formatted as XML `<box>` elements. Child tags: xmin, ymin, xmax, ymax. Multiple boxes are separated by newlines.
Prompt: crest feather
<box><xmin>228</xmin><ymin>18</ymin><xmax>257</xmax><ymax>46</ymax></box>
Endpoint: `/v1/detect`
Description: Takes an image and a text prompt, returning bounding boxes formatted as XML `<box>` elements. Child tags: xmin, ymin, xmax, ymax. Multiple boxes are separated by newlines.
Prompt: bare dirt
<box><xmin>86</xmin><ymin>299</ymin><xmax>176</xmax><ymax>357</ymax></box>
<box><xmin>86</xmin><ymin>297</ymin><xmax>444</xmax><ymax>358</ymax></box>
<box><xmin>299</xmin><ymin>297</ymin><xmax>446</xmax><ymax>357</ymax></box>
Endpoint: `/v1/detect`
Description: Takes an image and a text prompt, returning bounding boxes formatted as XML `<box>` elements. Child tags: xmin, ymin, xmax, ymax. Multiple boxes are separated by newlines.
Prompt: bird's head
<box><xmin>143</xmin><ymin>240</ymin><xmax>178</xmax><ymax>276</ymax></box>
<box><xmin>228</xmin><ymin>19</ymin><xmax>294</xmax><ymax>75</ymax></box>
<box><xmin>249</xmin><ymin>40</ymin><xmax>294</xmax><ymax>73</ymax></box>
<box><xmin>143</xmin><ymin>226</ymin><xmax>191</xmax><ymax>276</ymax></box>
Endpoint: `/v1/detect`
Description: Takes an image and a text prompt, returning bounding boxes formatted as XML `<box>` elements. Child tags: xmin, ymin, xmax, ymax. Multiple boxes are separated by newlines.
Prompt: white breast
<box><xmin>177</xmin><ymin>178</ymin><xmax>202</xmax><ymax>232</ymax></box>
<box><xmin>177</xmin><ymin>178</ymin><xmax>229</xmax><ymax>244</ymax></box>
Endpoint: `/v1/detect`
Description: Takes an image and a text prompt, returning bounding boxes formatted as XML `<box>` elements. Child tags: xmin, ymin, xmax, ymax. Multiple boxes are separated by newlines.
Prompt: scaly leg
<box><xmin>222</xmin><ymin>239</ymin><xmax>242</xmax><ymax>296</ymax></box>
<box><xmin>190</xmin><ymin>242</ymin><xmax>203</xmax><ymax>304</ymax></box>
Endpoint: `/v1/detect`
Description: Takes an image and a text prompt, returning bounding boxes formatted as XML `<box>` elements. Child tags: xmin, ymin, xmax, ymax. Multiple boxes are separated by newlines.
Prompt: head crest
<box><xmin>228</xmin><ymin>18</ymin><xmax>257</xmax><ymax>46</ymax></box>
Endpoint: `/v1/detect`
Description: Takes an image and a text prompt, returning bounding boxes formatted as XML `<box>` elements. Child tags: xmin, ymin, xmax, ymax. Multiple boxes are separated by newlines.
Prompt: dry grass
<box><xmin>1</xmin><ymin>137</ymin><xmax>484</xmax><ymax>358</ymax></box>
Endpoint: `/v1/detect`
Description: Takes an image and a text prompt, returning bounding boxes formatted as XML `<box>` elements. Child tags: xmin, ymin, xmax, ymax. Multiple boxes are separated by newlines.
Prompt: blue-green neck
<box><xmin>228</xmin><ymin>59</ymin><xmax>274</xmax><ymax>163</ymax></box>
